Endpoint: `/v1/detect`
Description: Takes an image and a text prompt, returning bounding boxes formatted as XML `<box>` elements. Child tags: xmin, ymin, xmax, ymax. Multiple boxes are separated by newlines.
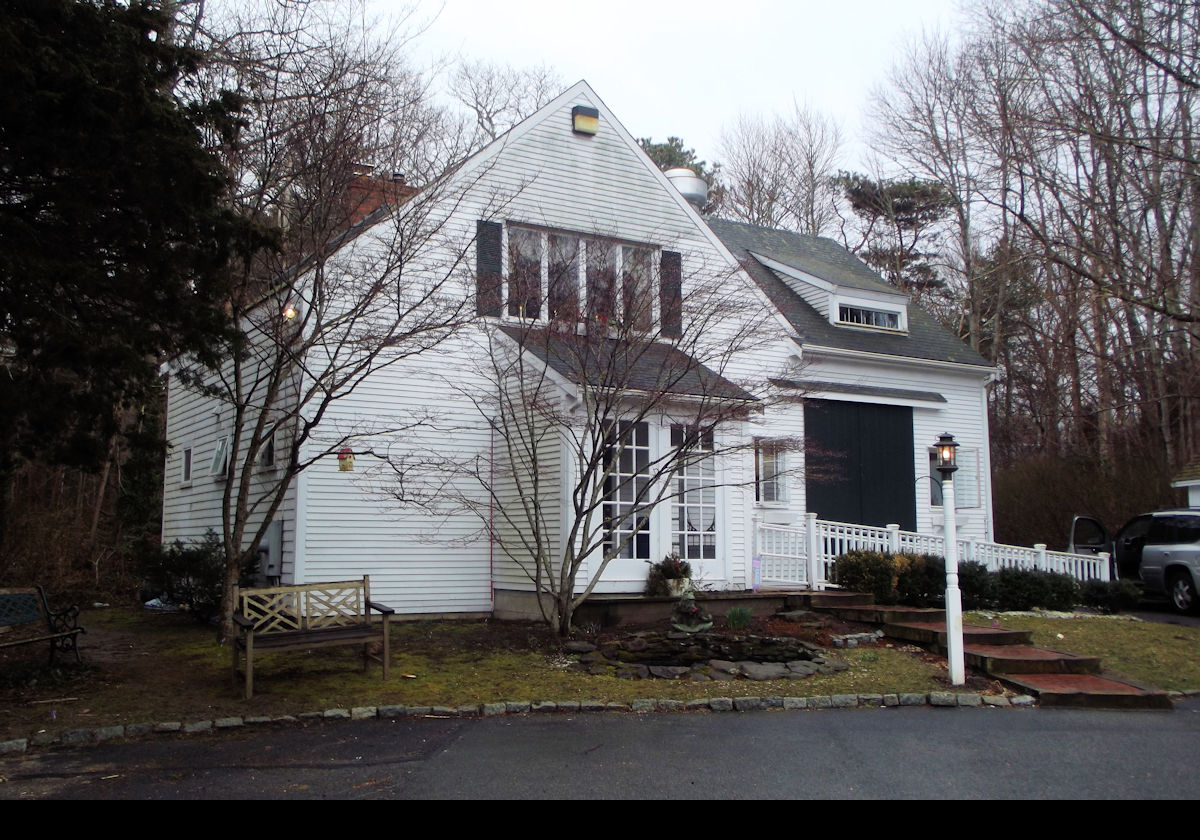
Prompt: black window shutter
<box><xmin>476</xmin><ymin>220</ymin><xmax>503</xmax><ymax>316</ymax></box>
<box><xmin>660</xmin><ymin>250</ymin><xmax>682</xmax><ymax>338</ymax></box>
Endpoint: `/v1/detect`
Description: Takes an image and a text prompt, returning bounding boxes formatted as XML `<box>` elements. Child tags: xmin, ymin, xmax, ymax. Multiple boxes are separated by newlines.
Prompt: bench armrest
<box><xmin>42</xmin><ymin>593</ymin><xmax>83</xmax><ymax>635</ymax></box>
<box><xmin>233</xmin><ymin>614</ymin><xmax>256</xmax><ymax>630</ymax></box>
<box><xmin>366</xmin><ymin>600</ymin><xmax>395</xmax><ymax>616</ymax></box>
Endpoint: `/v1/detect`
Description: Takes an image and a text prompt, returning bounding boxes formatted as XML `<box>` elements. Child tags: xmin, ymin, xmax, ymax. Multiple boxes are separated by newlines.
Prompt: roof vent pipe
<box><xmin>664</xmin><ymin>167</ymin><xmax>708</xmax><ymax>211</ymax></box>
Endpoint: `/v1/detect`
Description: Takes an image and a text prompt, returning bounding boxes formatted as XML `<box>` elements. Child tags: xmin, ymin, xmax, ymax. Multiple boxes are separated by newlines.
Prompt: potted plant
<box><xmin>644</xmin><ymin>553</ymin><xmax>692</xmax><ymax>597</ymax></box>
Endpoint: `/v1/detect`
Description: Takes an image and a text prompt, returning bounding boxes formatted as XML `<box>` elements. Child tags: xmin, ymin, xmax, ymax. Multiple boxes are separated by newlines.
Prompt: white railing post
<box><xmin>1035</xmin><ymin>543</ymin><xmax>1047</xmax><ymax>573</ymax></box>
<box><xmin>1098</xmin><ymin>551</ymin><xmax>1111</xmax><ymax>582</ymax></box>
<box><xmin>887</xmin><ymin>523</ymin><xmax>900</xmax><ymax>554</ymax></box>
<box><xmin>806</xmin><ymin>512</ymin><xmax>822</xmax><ymax>590</ymax></box>
<box><xmin>965</xmin><ymin>538</ymin><xmax>975</xmax><ymax>566</ymax></box>
<box><xmin>751</xmin><ymin>513</ymin><xmax>760</xmax><ymax>591</ymax></box>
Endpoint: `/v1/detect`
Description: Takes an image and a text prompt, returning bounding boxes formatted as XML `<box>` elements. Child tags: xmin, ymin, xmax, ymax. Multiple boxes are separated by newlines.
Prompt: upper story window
<box><xmin>838</xmin><ymin>304</ymin><xmax>901</xmax><ymax>331</ymax></box>
<box><xmin>476</xmin><ymin>220</ymin><xmax>683</xmax><ymax>338</ymax></box>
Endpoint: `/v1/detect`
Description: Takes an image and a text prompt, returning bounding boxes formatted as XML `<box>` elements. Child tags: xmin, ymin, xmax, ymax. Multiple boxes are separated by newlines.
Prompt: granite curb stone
<box><xmin>4</xmin><ymin>688</ymin><xmax>1054</xmax><ymax>754</ymax></box>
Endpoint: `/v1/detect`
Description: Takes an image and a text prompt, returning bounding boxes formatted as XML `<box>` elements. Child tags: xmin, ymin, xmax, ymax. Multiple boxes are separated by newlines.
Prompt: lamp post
<box><xmin>935</xmin><ymin>433</ymin><xmax>965</xmax><ymax>686</ymax></box>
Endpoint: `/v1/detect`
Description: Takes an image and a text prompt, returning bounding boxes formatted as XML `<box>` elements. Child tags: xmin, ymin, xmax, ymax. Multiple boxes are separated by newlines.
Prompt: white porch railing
<box><xmin>756</xmin><ymin>513</ymin><xmax>1110</xmax><ymax>589</ymax></box>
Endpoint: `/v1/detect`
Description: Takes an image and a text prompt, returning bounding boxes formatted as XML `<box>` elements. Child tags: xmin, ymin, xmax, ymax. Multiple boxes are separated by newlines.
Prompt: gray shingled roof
<box><xmin>707</xmin><ymin>217</ymin><xmax>991</xmax><ymax>368</ymax></box>
<box><xmin>497</xmin><ymin>325</ymin><xmax>757</xmax><ymax>402</ymax></box>
<box><xmin>772</xmin><ymin>378</ymin><xmax>947</xmax><ymax>403</ymax></box>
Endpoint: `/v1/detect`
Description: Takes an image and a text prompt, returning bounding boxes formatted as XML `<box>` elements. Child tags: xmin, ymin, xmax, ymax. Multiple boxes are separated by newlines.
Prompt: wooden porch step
<box><xmin>999</xmin><ymin>673</ymin><xmax>1173</xmax><ymax>710</ymax></box>
<box><xmin>884</xmin><ymin>621</ymin><xmax>1034</xmax><ymax>647</ymax></box>
<box><xmin>964</xmin><ymin>644</ymin><xmax>1101</xmax><ymax>675</ymax></box>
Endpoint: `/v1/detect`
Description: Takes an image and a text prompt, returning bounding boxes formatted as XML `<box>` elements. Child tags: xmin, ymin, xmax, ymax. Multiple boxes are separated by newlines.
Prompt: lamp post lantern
<box><xmin>935</xmin><ymin>433</ymin><xmax>965</xmax><ymax>686</ymax></box>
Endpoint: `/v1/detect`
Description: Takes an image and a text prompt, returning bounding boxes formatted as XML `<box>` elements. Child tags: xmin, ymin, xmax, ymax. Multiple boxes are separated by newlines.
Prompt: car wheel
<box><xmin>1168</xmin><ymin>571</ymin><xmax>1200</xmax><ymax>615</ymax></box>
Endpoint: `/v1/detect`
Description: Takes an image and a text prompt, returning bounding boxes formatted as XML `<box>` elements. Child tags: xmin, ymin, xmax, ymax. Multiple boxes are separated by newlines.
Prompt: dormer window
<box><xmin>838</xmin><ymin>304</ymin><xmax>900</xmax><ymax>330</ymax></box>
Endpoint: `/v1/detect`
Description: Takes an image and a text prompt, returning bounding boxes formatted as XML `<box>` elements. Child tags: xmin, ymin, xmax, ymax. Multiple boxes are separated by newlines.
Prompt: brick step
<box><xmin>885</xmin><ymin>621</ymin><xmax>1034</xmax><ymax>647</ymax></box>
<box><xmin>964</xmin><ymin>644</ymin><xmax>1101</xmax><ymax>675</ymax></box>
<box><xmin>998</xmin><ymin>672</ymin><xmax>1173</xmax><ymax>710</ymax></box>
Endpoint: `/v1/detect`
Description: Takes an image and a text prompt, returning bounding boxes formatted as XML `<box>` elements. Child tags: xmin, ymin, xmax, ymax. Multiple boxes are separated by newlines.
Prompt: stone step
<box><xmin>885</xmin><ymin>621</ymin><xmax>1034</xmax><ymax>647</ymax></box>
<box><xmin>783</xmin><ymin>590</ymin><xmax>875</xmax><ymax>609</ymax></box>
<box><xmin>963</xmin><ymin>644</ymin><xmax>1101</xmax><ymax>675</ymax></box>
<box><xmin>815</xmin><ymin>604</ymin><xmax>946</xmax><ymax>625</ymax></box>
<box><xmin>998</xmin><ymin>672</ymin><xmax>1173</xmax><ymax>710</ymax></box>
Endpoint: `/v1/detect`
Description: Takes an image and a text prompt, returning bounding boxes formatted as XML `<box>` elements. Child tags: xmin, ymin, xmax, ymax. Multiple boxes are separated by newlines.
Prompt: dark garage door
<box><xmin>804</xmin><ymin>399</ymin><xmax>916</xmax><ymax>531</ymax></box>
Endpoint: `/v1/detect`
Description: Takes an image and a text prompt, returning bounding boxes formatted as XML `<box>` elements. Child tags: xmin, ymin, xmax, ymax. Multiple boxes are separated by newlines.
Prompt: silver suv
<box><xmin>1070</xmin><ymin>510</ymin><xmax>1200</xmax><ymax>615</ymax></box>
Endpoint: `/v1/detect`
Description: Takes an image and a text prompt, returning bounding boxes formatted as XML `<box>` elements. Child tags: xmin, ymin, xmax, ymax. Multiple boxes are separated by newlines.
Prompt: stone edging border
<box><xmin>3</xmin><ymin>688</ymin><xmax>1195</xmax><ymax>757</ymax></box>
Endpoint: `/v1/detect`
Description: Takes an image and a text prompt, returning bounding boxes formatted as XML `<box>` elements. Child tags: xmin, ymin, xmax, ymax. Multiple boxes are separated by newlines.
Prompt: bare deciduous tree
<box><xmin>447</xmin><ymin>59</ymin><xmax>563</xmax><ymax>147</ymax></box>
<box><xmin>716</xmin><ymin>103</ymin><xmax>843</xmax><ymax>236</ymax></box>
<box><xmin>421</xmin><ymin>241</ymin><xmax>790</xmax><ymax>634</ymax></box>
<box><xmin>168</xmin><ymin>0</ymin><xmax>475</xmax><ymax>639</ymax></box>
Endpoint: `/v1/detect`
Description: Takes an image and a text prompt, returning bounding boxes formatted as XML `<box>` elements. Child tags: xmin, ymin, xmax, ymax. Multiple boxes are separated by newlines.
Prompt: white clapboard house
<box><xmin>162</xmin><ymin>81</ymin><xmax>995</xmax><ymax>617</ymax></box>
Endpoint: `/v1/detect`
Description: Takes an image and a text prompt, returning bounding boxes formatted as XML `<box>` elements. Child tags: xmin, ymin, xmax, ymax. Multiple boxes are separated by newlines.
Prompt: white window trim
<box><xmin>260</xmin><ymin>431</ymin><xmax>277</xmax><ymax>470</ymax></box>
<box><xmin>754</xmin><ymin>439</ymin><xmax>787</xmax><ymax>506</ymax></box>
<box><xmin>832</xmin><ymin>293</ymin><xmax>908</xmax><ymax>333</ymax></box>
<box><xmin>210</xmin><ymin>435</ymin><xmax>230</xmax><ymax>479</ymax></box>
<box><xmin>180</xmin><ymin>447</ymin><xmax>193</xmax><ymax>487</ymax></box>
<box><xmin>503</xmin><ymin>225</ymin><xmax>659</xmax><ymax>331</ymax></box>
<box><xmin>928</xmin><ymin>446</ymin><xmax>981</xmax><ymax>510</ymax></box>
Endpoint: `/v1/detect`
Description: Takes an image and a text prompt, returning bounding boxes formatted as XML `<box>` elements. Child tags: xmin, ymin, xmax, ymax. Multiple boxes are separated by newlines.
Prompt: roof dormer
<box><xmin>749</xmin><ymin>249</ymin><xmax>909</xmax><ymax>334</ymax></box>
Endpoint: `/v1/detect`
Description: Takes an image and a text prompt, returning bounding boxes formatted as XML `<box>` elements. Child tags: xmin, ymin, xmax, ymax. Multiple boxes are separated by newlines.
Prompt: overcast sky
<box><xmin>378</xmin><ymin>0</ymin><xmax>967</xmax><ymax>169</ymax></box>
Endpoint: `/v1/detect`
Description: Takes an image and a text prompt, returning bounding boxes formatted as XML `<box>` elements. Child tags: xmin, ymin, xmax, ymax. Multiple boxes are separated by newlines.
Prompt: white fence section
<box><xmin>756</xmin><ymin>513</ymin><xmax>1110</xmax><ymax>589</ymax></box>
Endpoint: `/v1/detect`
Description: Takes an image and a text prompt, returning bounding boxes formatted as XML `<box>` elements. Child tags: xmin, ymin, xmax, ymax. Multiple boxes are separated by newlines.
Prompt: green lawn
<box><xmin>968</xmin><ymin>611</ymin><xmax>1200</xmax><ymax>692</ymax></box>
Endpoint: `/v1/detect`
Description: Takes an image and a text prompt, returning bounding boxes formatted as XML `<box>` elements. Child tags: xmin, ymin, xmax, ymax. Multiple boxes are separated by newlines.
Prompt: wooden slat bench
<box><xmin>232</xmin><ymin>576</ymin><xmax>394</xmax><ymax>699</ymax></box>
<box><xmin>0</xmin><ymin>587</ymin><xmax>86</xmax><ymax>665</ymax></box>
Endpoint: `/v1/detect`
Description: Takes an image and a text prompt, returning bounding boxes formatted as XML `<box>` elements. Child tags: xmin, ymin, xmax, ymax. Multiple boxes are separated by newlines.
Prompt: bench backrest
<box><xmin>234</xmin><ymin>577</ymin><xmax>371</xmax><ymax>634</ymax></box>
<box><xmin>0</xmin><ymin>588</ymin><xmax>47</xmax><ymax>631</ymax></box>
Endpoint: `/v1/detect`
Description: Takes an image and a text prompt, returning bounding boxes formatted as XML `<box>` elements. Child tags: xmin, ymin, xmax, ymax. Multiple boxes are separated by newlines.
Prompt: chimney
<box><xmin>343</xmin><ymin>167</ymin><xmax>416</xmax><ymax>227</ymax></box>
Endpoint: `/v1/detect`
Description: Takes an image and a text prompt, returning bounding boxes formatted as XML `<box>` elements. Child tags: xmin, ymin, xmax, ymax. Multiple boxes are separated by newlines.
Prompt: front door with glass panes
<box><xmin>597</xmin><ymin>421</ymin><xmax>724</xmax><ymax>588</ymax></box>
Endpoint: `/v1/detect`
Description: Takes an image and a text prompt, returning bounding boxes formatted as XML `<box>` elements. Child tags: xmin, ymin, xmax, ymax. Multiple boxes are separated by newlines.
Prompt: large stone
<box><xmin>776</xmin><ymin>609</ymin><xmax>814</xmax><ymax>622</ymax></box>
<box><xmin>564</xmin><ymin>641</ymin><xmax>597</xmax><ymax>653</ymax></box>
<box><xmin>648</xmin><ymin>665</ymin><xmax>690</xmax><ymax>679</ymax></box>
<box><xmin>739</xmin><ymin>661</ymin><xmax>790</xmax><ymax>681</ymax></box>
<box><xmin>0</xmin><ymin>739</ymin><xmax>27</xmax><ymax>755</ymax></box>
